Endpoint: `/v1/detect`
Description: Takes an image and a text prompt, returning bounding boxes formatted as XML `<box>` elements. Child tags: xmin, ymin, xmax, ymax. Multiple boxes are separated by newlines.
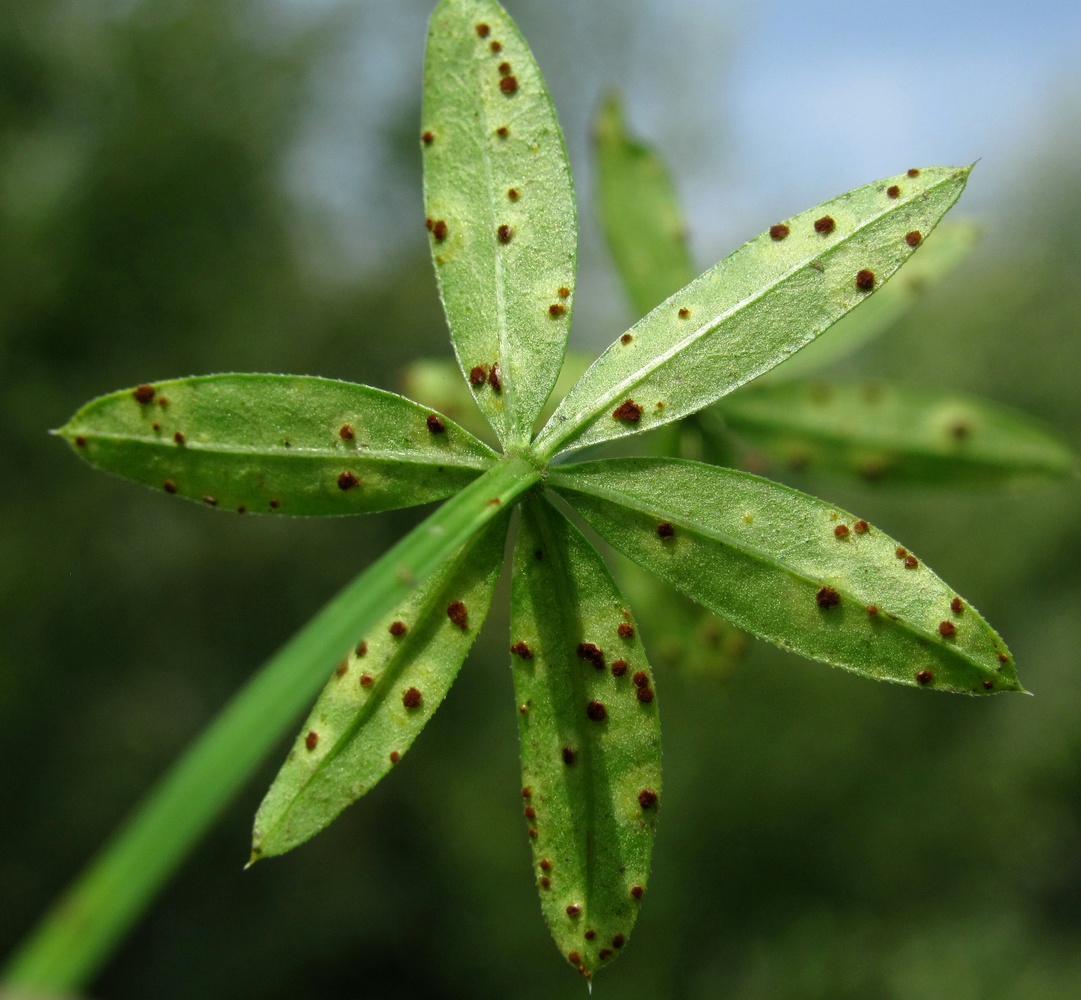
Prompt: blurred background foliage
<box><xmin>2</xmin><ymin>0</ymin><xmax>1080</xmax><ymax>997</ymax></box>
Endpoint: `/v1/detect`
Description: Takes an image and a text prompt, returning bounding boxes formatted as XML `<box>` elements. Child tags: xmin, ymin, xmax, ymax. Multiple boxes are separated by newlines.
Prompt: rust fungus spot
<box><xmin>402</xmin><ymin>687</ymin><xmax>422</xmax><ymax>709</ymax></box>
<box><xmin>617</xmin><ymin>622</ymin><xmax>634</xmax><ymax>639</ymax></box>
<box><xmin>998</xmin><ymin>652</ymin><xmax>1010</xmax><ymax>664</ymax></box>
<box><xmin>904</xmin><ymin>555</ymin><xmax>919</xmax><ymax>569</ymax></box>
<box><xmin>866</xmin><ymin>604</ymin><xmax>879</xmax><ymax>616</ymax></box>
<box><xmin>389</xmin><ymin>620</ymin><xmax>407</xmax><ymax>637</ymax></box>
<box><xmin>356</xmin><ymin>640</ymin><xmax>368</xmax><ymax>657</ymax></box>
<box><xmin>636</xmin><ymin>686</ymin><xmax>655</xmax><ymax>704</ymax></box>
<box><xmin>814</xmin><ymin>215</ymin><xmax>836</xmax><ymax>234</ymax></box>
<box><xmin>638</xmin><ymin>789</ymin><xmax>658</xmax><ymax>809</ymax></box>
<box><xmin>656</xmin><ymin>521</ymin><xmax>675</xmax><ymax>539</ymax></box>
<box><xmin>432</xmin><ymin>219</ymin><xmax>448</xmax><ymax>242</ymax></box>
<box><xmin>507</xmin><ymin>187</ymin><xmax>518</xmax><ymax>200</ymax></box>
<box><xmin>475</xmin><ymin>23</ymin><xmax>490</xmax><ymax>37</ymax></box>
<box><xmin>905</xmin><ymin>230</ymin><xmax>922</xmax><ymax>247</ymax></box>
<box><xmin>75</xmin><ymin>435</ymin><xmax>87</xmax><ymax>447</ymax></box>
<box><xmin>524</xmin><ymin>806</ymin><xmax>536</xmax><ymax>819</ymax></box>
<box><xmin>558</xmin><ymin>286</ymin><xmax>570</xmax><ymax>298</ymax></box>
<box><xmin>907</xmin><ymin>168</ymin><xmax>920</xmax><ymax>177</ymax></box>
<box><xmin>562</xmin><ymin>746</ymin><xmax>576</xmax><ymax>765</ymax></box>
<box><xmin>939</xmin><ymin>620</ymin><xmax>957</xmax><ymax>638</ymax></box>
<box><xmin>490</xmin><ymin>40</ymin><xmax>502</xmax><ymax>53</ymax></box>
<box><xmin>157</xmin><ymin>396</ymin><xmax>169</xmax><ymax>408</ymax></box>
<box><xmin>586</xmin><ymin>700</ymin><xmax>608</xmax><ymax>722</ymax></box>
<box><xmin>421</xmin><ymin>130</ymin><xmax>434</xmax><ymax>146</ymax></box>
<box><xmin>576</xmin><ymin>643</ymin><xmax>605</xmax><ymax>670</ymax></box>
<box><xmin>498</xmin><ymin>61</ymin><xmax>512</xmax><ymax>76</ymax></box>
<box><xmin>305</xmin><ymin>731</ymin><xmax>318</xmax><ymax>751</ymax></box>
<box><xmin>202</xmin><ymin>496</ymin><xmax>217</xmax><ymax>506</ymax></box>
<box><xmin>488</xmin><ymin>364</ymin><xmax>502</xmax><ymax>393</ymax></box>
<box><xmin>269</xmin><ymin>498</ymin><xmax>280</xmax><ymax>509</ymax></box>
<box><xmin>895</xmin><ymin>547</ymin><xmax>907</xmax><ymax>559</ymax></box>
<box><xmin>621</xmin><ymin>333</ymin><xmax>633</xmax><ymax>344</ymax></box>
<box><xmin>338</xmin><ymin>471</ymin><xmax>360</xmax><ymax>491</ymax></box>
<box><xmin>426</xmin><ymin>414</ymin><xmax>446</xmax><ymax>434</ymax></box>
<box><xmin>151</xmin><ymin>422</ymin><xmax>161</xmax><ymax>432</ymax></box>
<box><xmin>834</xmin><ymin>524</ymin><xmax>850</xmax><ymax>538</ymax></box>
<box><xmin>444</xmin><ymin>601</ymin><xmax>469</xmax><ymax>630</ymax></box>
<box><xmin>519</xmin><ymin>704</ymin><xmax>528</xmax><ymax>714</ymax></box>
<box><xmin>495</xmin><ymin>125</ymin><xmax>510</xmax><ymax>139</ymax></box>
<box><xmin>499</xmin><ymin>75</ymin><xmax>518</xmax><ymax>95</ymax></box>
<box><xmin>540</xmin><ymin>858</ymin><xmax>552</xmax><ymax>872</ymax></box>
<box><xmin>339</xmin><ymin>424</ymin><xmax>355</xmax><ymax>441</ymax></box>
<box><xmin>236</xmin><ymin>506</ymin><xmax>246</xmax><ymax>514</ymax></box>
<box><xmin>521</xmin><ymin>786</ymin><xmax>532</xmax><ymax>800</ymax></box>
<box><xmin>585</xmin><ymin>930</ymin><xmax>596</xmax><ymax>941</ymax></box>
<box><xmin>886</xmin><ymin>185</ymin><xmax>901</xmax><ymax>198</ymax></box>
<box><xmin>611</xmin><ymin>659</ymin><xmax>629</xmax><ymax>677</ymax></box>
<box><xmin>951</xmin><ymin>597</ymin><xmax>964</xmax><ymax>614</ymax></box>
<box><xmin>497</xmin><ymin>223</ymin><xmax>513</xmax><ymax>243</ymax></box>
<box><xmin>335</xmin><ymin>660</ymin><xmax>348</xmax><ymax>678</ymax></box>
<box><xmin>469</xmin><ymin>365</ymin><xmax>488</xmax><ymax>386</ymax></box>
<box><xmin>916</xmin><ymin>669</ymin><xmax>933</xmax><ymax>686</ymax></box>
<box><xmin>173</xmin><ymin>431</ymin><xmax>186</xmax><ymax>445</ymax></box>
<box><xmin>632</xmin><ymin>671</ymin><xmax>650</xmax><ymax>689</ymax></box>
<box><xmin>612</xmin><ymin>934</ymin><xmax>625</xmax><ymax>949</ymax></box>
<box><xmin>568</xmin><ymin>950</ymin><xmax>581</xmax><ymax>964</ymax></box>
<box><xmin>510</xmin><ymin>641</ymin><xmax>534</xmax><ymax>659</ymax></box>
<box><xmin>359</xmin><ymin>674</ymin><xmax>373</xmax><ymax>689</ymax></box>
<box><xmin>856</xmin><ymin>269</ymin><xmax>876</xmax><ymax>291</ymax></box>
<box><xmin>631</xmin><ymin>885</ymin><xmax>644</xmax><ymax>900</ymax></box>
<box><xmin>612</xmin><ymin>399</ymin><xmax>643</xmax><ymax>423</ymax></box>
<box><xmin>950</xmin><ymin>421</ymin><xmax>971</xmax><ymax>440</ymax></box>
<box><xmin>133</xmin><ymin>384</ymin><xmax>155</xmax><ymax>404</ymax></box>
<box><xmin>599</xmin><ymin>948</ymin><xmax>614</xmax><ymax>960</ymax></box>
<box><xmin>549</xmin><ymin>303</ymin><xmax>567</xmax><ymax>317</ymax></box>
<box><xmin>983</xmin><ymin>679</ymin><xmax>994</xmax><ymax>690</ymax></box>
<box><xmin>854</xmin><ymin>519</ymin><xmax>870</xmax><ymax>534</ymax></box>
<box><xmin>390</xmin><ymin>750</ymin><xmax>400</xmax><ymax>764</ymax></box>
<box><xmin>816</xmin><ymin>586</ymin><xmax>841</xmax><ymax>609</ymax></box>
<box><xmin>769</xmin><ymin>223</ymin><xmax>790</xmax><ymax>240</ymax></box>
<box><xmin>678</xmin><ymin>307</ymin><xmax>691</xmax><ymax>318</ymax></box>
<box><xmin>566</xmin><ymin>905</ymin><xmax>581</xmax><ymax>918</ymax></box>
<box><xmin>540</xmin><ymin>876</ymin><xmax>550</xmax><ymax>888</ymax></box>
<box><xmin>425</xmin><ymin>217</ymin><xmax>433</xmax><ymax>231</ymax></box>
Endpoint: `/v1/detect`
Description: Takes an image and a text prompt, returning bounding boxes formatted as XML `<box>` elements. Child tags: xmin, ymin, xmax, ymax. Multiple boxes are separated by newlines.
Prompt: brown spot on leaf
<box><xmin>469</xmin><ymin>365</ymin><xmax>488</xmax><ymax>386</ymax></box>
<box><xmin>495</xmin><ymin>125</ymin><xmax>509</xmax><ymax>138</ymax></box>
<box><xmin>895</xmin><ymin>547</ymin><xmax>907</xmax><ymax>559</ymax></box>
<box><xmin>617</xmin><ymin>622</ymin><xmax>634</xmax><ymax>638</ymax></box>
<box><xmin>499</xmin><ymin>75</ymin><xmax>518</xmax><ymax>94</ymax></box>
<box><xmin>426</xmin><ymin>414</ymin><xmax>446</xmax><ymax>434</ymax></box>
<box><xmin>74</xmin><ymin>435</ymin><xmax>87</xmax><ymax>447</ymax></box>
<box><xmin>490</xmin><ymin>40</ymin><xmax>502</xmax><ymax>53</ymax></box>
<box><xmin>540</xmin><ymin>876</ymin><xmax>550</xmax><ymax>888</ymax></box>
<box><xmin>632</xmin><ymin>671</ymin><xmax>649</xmax><ymax>689</ymax></box>
<box><xmin>173</xmin><ymin>431</ymin><xmax>185</xmax><ymax>445</ymax></box>
<box><xmin>305</xmin><ymin>731</ymin><xmax>318</xmax><ymax>751</ymax></box>
<box><xmin>475</xmin><ymin>23</ymin><xmax>490</xmax><ymax>37</ymax></box>
<box><xmin>566</xmin><ymin>905</ymin><xmax>581</xmax><ymax>918</ymax></box>
<box><xmin>576</xmin><ymin>643</ymin><xmax>605</xmax><ymax>670</ymax></box>
<box><xmin>854</xmin><ymin>520</ymin><xmax>870</xmax><ymax>534</ymax></box>
<box><xmin>635</xmin><ymin>686</ymin><xmax>655</xmax><ymax>704</ymax></box>
<box><xmin>163</xmin><ymin>480</ymin><xmax>177</xmax><ymax>494</ymax></box>
<box><xmin>599</xmin><ymin>949</ymin><xmax>613</xmax><ymax>960</ymax></box>
<box><xmin>678</xmin><ymin>307</ymin><xmax>690</xmax><ymax>318</ymax></box>
<box><xmin>916</xmin><ymin>670</ymin><xmax>933</xmax><ymax>685</ymax></box>
<box><xmin>510</xmin><ymin>641</ymin><xmax>533</xmax><ymax>659</ymax></box>
<box><xmin>631</xmin><ymin>885</ymin><xmax>644</xmax><ymax>899</ymax></box>
<box><xmin>540</xmin><ymin>858</ymin><xmax>552</xmax><ymax>871</ymax></box>
<box><xmin>432</xmin><ymin>219</ymin><xmax>448</xmax><ymax>242</ymax></box>
<box><xmin>524</xmin><ymin>806</ymin><xmax>536</xmax><ymax>819</ymax></box>
<box><xmin>390</xmin><ymin>750</ymin><xmax>400</xmax><ymax>764</ymax></box>
<box><xmin>151</xmin><ymin>422</ymin><xmax>160</xmax><ymax>432</ymax></box>
<box><xmin>638</xmin><ymin>789</ymin><xmax>658</xmax><ymax>809</ymax></box>
<box><xmin>866</xmin><ymin>604</ymin><xmax>879</xmax><ymax>616</ymax></box>
<box><xmin>335</xmin><ymin>659</ymin><xmax>348</xmax><ymax>678</ymax></box>
<box><xmin>202</xmin><ymin>496</ymin><xmax>217</xmax><ymax>506</ymax></box>
<box><xmin>562</xmin><ymin>746</ymin><xmax>576</xmax><ymax>765</ymax></box>
<box><xmin>568</xmin><ymin>950</ymin><xmax>581</xmax><ymax>964</ymax></box>
<box><xmin>421</xmin><ymin>130</ymin><xmax>434</xmax><ymax>145</ymax></box>
<box><xmin>983</xmin><ymin>680</ymin><xmax>994</xmax><ymax>690</ymax></box>
<box><xmin>907</xmin><ymin>168</ymin><xmax>920</xmax><ymax>177</ymax></box>
<box><xmin>904</xmin><ymin>555</ymin><xmax>919</xmax><ymax>569</ymax></box>
<box><xmin>338</xmin><ymin>471</ymin><xmax>360</xmax><ymax>491</ymax></box>
<box><xmin>950</xmin><ymin>597</ymin><xmax>964</xmax><ymax>614</ymax></box>
<box><xmin>905</xmin><ymin>230</ymin><xmax>922</xmax><ymax>247</ymax></box>
<box><xmin>611</xmin><ymin>399</ymin><xmax>644</xmax><ymax>425</ymax></box>
<box><xmin>656</xmin><ymin>521</ymin><xmax>675</xmax><ymax>539</ymax></box>
<box><xmin>998</xmin><ymin>652</ymin><xmax>1010</xmax><ymax>663</ymax></box>
<box><xmin>834</xmin><ymin>524</ymin><xmax>850</xmax><ymax>538</ymax></box>
<box><xmin>498</xmin><ymin>61</ymin><xmax>512</xmax><ymax>76</ymax></box>
<box><xmin>816</xmin><ymin>586</ymin><xmax>841</xmax><ymax>609</ymax></box>
<box><xmin>389</xmin><ymin>620</ymin><xmax>407</xmax><ymax>637</ymax></box>
<box><xmin>356</xmin><ymin>640</ymin><xmax>368</xmax><ymax>657</ymax></box>
<box><xmin>446</xmin><ymin>600</ymin><xmax>468</xmax><ymax>629</ymax></box>
<box><xmin>585</xmin><ymin>929</ymin><xmax>596</xmax><ymax>940</ymax></box>
<box><xmin>402</xmin><ymin>687</ymin><xmax>422</xmax><ymax>709</ymax></box>
<box><xmin>814</xmin><ymin>215</ymin><xmax>836</xmax><ymax>234</ymax></box>
<box><xmin>549</xmin><ymin>303</ymin><xmax>567</xmax><ymax>317</ymax></box>
<box><xmin>612</xmin><ymin>934</ymin><xmax>625</xmax><ymax>949</ymax></box>
<box><xmin>886</xmin><ymin>185</ymin><xmax>901</xmax><ymax>198</ymax></box>
<box><xmin>586</xmin><ymin>700</ymin><xmax>608</xmax><ymax>722</ymax></box>
<box><xmin>497</xmin><ymin>224</ymin><xmax>513</xmax><ymax>243</ymax></box>
<box><xmin>339</xmin><ymin>424</ymin><xmax>355</xmax><ymax>440</ymax></box>
<box><xmin>939</xmin><ymin>620</ymin><xmax>957</xmax><ymax>638</ymax></box>
<box><xmin>621</xmin><ymin>333</ymin><xmax>633</xmax><ymax>344</ymax></box>
<box><xmin>507</xmin><ymin>187</ymin><xmax>518</xmax><ymax>199</ymax></box>
<box><xmin>269</xmin><ymin>498</ymin><xmax>280</xmax><ymax>509</ymax></box>
<box><xmin>488</xmin><ymin>364</ymin><xmax>502</xmax><ymax>393</ymax></box>
<box><xmin>856</xmin><ymin>269</ymin><xmax>876</xmax><ymax>291</ymax></box>
<box><xmin>558</xmin><ymin>287</ymin><xmax>570</xmax><ymax>298</ymax></box>
<box><xmin>611</xmin><ymin>659</ymin><xmax>628</xmax><ymax>677</ymax></box>
<box><xmin>769</xmin><ymin>224</ymin><xmax>790</xmax><ymax>240</ymax></box>
<box><xmin>133</xmin><ymin>384</ymin><xmax>156</xmax><ymax>404</ymax></box>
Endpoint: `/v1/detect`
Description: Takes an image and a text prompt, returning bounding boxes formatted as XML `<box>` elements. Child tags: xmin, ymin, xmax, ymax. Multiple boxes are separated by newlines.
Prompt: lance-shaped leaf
<box><xmin>510</xmin><ymin>495</ymin><xmax>661</xmax><ymax>978</ymax></box>
<box><xmin>422</xmin><ymin>0</ymin><xmax>577</xmax><ymax>448</ymax></box>
<box><xmin>770</xmin><ymin>220</ymin><xmax>979</xmax><ymax>379</ymax></box>
<box><xmin>716</xmin><ymin>380</ymin><xmax>1077</xmax><ymax>486</ymax></box>
<box><xmin>534</xmin><ymin>167</ymin><xmax>971</xmax><ymax>459</ymax></box>
<box><xmin>595</xmin><ymin>92</ymin><xmax>695</xmax><ymax>317</ymax></box>
<box><xmin>253</xmin><ymin>512</ymin><xmax>509</xmax><ymax>859</ymax></box>
<box><xmin>56</xmin><ymin>374</ymin><xmax>496</xmax><ymax>514</ymax></box>
<box><xmin>551</xmin><ymin>458</ymin><xmax>1022</xmax><ymax>695</ymax></box>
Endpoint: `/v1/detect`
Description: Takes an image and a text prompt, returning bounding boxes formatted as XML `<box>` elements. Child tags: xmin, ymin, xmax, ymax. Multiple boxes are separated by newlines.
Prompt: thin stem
<box><xmin>2</xmin><ymin>456</ymin><xmax>540</xmax><ymax>994</ymax></box>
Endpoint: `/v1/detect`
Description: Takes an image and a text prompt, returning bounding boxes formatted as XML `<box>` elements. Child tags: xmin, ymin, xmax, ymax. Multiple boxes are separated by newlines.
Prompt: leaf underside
<box><xmin>551</xmin><ymin>459</ymin><xmax>1021</xmax><ymax>695</ymax></box>
<box><xmin>57</xmin><ymin>374</ymin><xmax>496</xmax><ymax>515</ymax></box>
<box><xmin>252</xmin><ymin>512</ymin><xmax>510</xmax><ymax>859</ymax></box>
<box><xmin>717</xmin><ymin>380</ymin><xmax>1078</xmax><ymax>486</ymax></box>
<box><xmin>510</xmin><ymin>494</ymin><xmax>661</xmax><ymax>977</ymax></box>
<box><xmin>423</xmin><ymin>0</ymin><xmax>577</xmax><ymax>448</ymax></box>
<box><xmin>535</xmin><ymin>166</ymin><xmax>971</xmax><ymax>458</ymax></box>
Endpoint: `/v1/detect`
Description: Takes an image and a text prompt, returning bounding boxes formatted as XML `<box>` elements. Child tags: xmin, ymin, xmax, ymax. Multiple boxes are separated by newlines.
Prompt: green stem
<box><xmin>2</xmin><ymin>456</ymin><xmax>540</xmax><ymax>994</ymax></box>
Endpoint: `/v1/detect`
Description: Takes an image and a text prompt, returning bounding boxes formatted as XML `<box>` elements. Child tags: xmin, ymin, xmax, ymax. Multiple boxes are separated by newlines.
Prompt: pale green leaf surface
<box><xmin>770</xmin><ymin>220</ymin><xmax>979</xmax><ymax>379</ymax></box>
<box><xmin>252</xmin><ymin>514</ymin><xmax>508</xmax><ymax>859</ymax></box>
<box><xmin>511</xmin><ymin>495</ymin><xmax>661</xmax><ymax>977</ymax></box>
<box><xmin>717</xmin><ymin>380</ymin><xmax>1077</xmax><ymax>486</ymax></box>
<box><xmin>423</xmin><ymin>0</ymin><xmax>577</xmax><ymax>447</ymax></box>
<box><xmin>57</xmin><ymin>374</ymin><xmax>496</xmax><ymax>515</ymax></box>
<box><xmin>535</xmin><ymin>167</ymin><xmax>971</xmax><ymax>459</ymax></box>
<box><xmin>551</xmin><ymin>459</ymin><xmax>1021</xmax><ymax>695</ymax></box>
<box><xmin>595</xmin><ymin>92</ymin><xmax>695</xmax><ymax>317</ymax></box>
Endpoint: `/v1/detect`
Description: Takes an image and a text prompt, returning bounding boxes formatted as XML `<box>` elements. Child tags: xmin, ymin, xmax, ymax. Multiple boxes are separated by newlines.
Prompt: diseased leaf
<box><xmin>252</xmin><ymin>513</ymin><xmax>509</xmax><ymax>859</ymax></box>
<box><xmin>595</xmin><ymin>92</ymin><xmax>695</xmax><ymax>317</ymax></box>
<box><xmin>56</xmin><ymin>374</ymin><xmax>496</xmax><ymax>514</ymax></box>
<box><xmin>551</xmin><ymin>458</ymin><xmax>1022</xmax><ymax>695</ymax></box>
<box><xmin>423</xmin><ymin>0</ymin><xmax>577</xmax><ymax>448</ymax></box>
<box><xmin>717</xmin><ymin>380</ymin><xmax>1077</xmax><ymax>486</ymax></box>
<box><xmin>771</xmin><ymin>221</ymin><xmax>979</xmax><ymax>379</ymax></box>
<box><xmin>534</xmin><ymin>167</ymin><xmax>971</xmax><ymax>459</ymax></box>
<box><xmin>510</xmin><ymin>494</ymin><xmax>661</xmax><ymax>978</ymax></box>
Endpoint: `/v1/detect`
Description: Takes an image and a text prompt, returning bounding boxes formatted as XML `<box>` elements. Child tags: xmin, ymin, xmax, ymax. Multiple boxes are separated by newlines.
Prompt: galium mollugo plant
<box><xmin>9</xmin><ymin>0</ymin><xmax>1052</xmax><ymax>990</ymax></box>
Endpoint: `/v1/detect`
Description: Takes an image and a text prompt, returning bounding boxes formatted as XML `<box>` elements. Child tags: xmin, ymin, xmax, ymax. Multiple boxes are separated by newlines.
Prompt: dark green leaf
<box><xmin>510</xmin><ymin>494</ymin><xmax>661</xmax><ymax>977</ymax></box>
<box><xmin>423</xmin><ymin>0</ymin><xmax>577</xmax><ymax>447</ymax></box>
<box><xmin>56</xmin><ymin>374</ymin><xmax>496</xmax><ymax>514</ymax></box>
<box><xmin>551</xmin><ymin>458</ymin><xmax>1021</xmax><ymax>695</ymax></box>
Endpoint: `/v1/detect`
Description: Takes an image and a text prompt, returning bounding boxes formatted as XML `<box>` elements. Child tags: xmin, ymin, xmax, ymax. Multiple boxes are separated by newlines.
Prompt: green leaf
<box><xmin>422</xmin><ymin>0</ymin><xmax>577</xmax><ymax>448</ymax></box>
<box><xmin>551</xmin><ymin>458</ymin><xmax>1021</xmax><ymax>695</ymax></box>
<box><xmin>56</xmin><ymin>374</ymin><xmax>496</xmax><ymax>515</ymax></box>
<box><xmin>717</xmin><ymin>380</ymin><xmax>1077</xmax><ymax>486</ymax></box>
<box><xmin>510</xmin><ymin>495</ymin><xmax>661</xmax><ymax>978</ymax></box>
<box><xmin>771</xmin><ymin>221</ymin><xmax>979</xmax><ymax>379</ymax></box>
<box><xmin>595</xmin><ymin>92</ymin><xmax>695</xmax><ymax>316</ymax></box>
<box><xmin>534</xmin><ymin>167</ymin><xmax>972</xmax><ymax>459</ymax></box>
<box><xmin>253</xmin><ymin>514</ymin><xmax>508</xmax><ymax>859</ymax></box>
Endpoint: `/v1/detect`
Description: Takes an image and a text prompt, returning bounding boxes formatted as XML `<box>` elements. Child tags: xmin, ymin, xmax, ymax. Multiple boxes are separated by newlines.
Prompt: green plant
<box><xmin>5</xmin><ymin>0</ymin><xmax>1074</xmax><ymax>992</ymax></box>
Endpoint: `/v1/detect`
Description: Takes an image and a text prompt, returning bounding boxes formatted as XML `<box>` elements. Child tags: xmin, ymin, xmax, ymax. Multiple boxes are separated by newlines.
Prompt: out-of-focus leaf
<box><xmin>56</xmin><ymin>374</ymin><xmax>496</xmax><ymax>514</ymax></box>
<box><xmin>716</xmin><ymin>380</ymin><xmax>1077</xmax><ymax>486</ymax></box>
<box><xmin>252</xmin><ymin>514</ymin><xmax>509</xmax><ymax>859</ymax></box>
<box><xmin>534</xmin><ymin>167</ymin><xmax>971</xmax><ymax>459</ymax></box>
<box><xmin>422</xmin><ymin>0</ymin><xmax>577</xmax><ymax>448</ymax></box>
<box><xmin>771</xmin><ymin>221</ymin><xmax>979</xmax><ymax>379</ymax></box>
<box><xmin>551</xmin><ymin>458</ymin><xmax>1021</xmax><ymax>695</ymax></box>
<box><xmin>594</xmin><ymin>92</ymin><xmax>695</xmax><ymax>317</ymax></box>
<box><xmin>510</xmin><ymin>494</ymin><xmax>661</xmax><ymax>978</ymax></box>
